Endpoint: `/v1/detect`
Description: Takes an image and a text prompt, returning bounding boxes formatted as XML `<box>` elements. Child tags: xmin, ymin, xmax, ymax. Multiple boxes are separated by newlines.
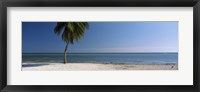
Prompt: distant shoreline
<box><xmin>22</xmin><ymin>62</ymin><xmax>177</xmax><ymax>65</ymax></box>
<box><xmin>22</xmin><ymin>53</ymin><xmax>178</xmax><ymax>67</ymax></box>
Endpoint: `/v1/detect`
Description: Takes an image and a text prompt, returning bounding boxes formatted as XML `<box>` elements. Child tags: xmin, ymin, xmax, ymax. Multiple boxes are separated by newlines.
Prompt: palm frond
<box><xmin>54</xmin><ymin>22</ymin><xmax>89</xmax><ymax>44</ymax></box>
<box><xmin>54</xmin><ymin>22</ymin><xmax>66</xmax><ymax>35</ymax></box>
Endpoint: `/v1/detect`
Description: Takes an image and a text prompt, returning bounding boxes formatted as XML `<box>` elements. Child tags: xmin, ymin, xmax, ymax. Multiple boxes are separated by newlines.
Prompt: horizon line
<box><xmin>22</xmin><ymin>52</ymin><xmax>178</xmax><ymax>54</ymax></box>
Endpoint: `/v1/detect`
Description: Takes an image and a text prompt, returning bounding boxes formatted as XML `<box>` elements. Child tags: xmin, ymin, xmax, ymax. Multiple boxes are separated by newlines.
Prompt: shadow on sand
<box><xmin>22</xmin><ymin>63</ymin><xmax>49</xmax><ymax>67</ymax></box>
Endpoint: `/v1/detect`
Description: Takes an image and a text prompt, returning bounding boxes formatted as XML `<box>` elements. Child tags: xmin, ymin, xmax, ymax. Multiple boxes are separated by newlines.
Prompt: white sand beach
<box><xmin>22</xmin><ymin>63</ymin><xmax>178</xmax><ymax>71</ymax></box>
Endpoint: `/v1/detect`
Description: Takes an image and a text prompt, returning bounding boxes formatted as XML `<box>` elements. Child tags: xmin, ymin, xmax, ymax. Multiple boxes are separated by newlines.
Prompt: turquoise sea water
<box><xmin>22</xmin><ymin>53</ymin><xmax>178</xmax><ymax>65</ymax></box>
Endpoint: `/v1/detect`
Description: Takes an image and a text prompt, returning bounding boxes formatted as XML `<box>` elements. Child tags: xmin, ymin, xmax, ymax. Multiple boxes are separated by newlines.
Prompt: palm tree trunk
<box><xmin>64</xmin><ymin>41</ymin><xmax>69</xmax><ymax>64</ymax></box>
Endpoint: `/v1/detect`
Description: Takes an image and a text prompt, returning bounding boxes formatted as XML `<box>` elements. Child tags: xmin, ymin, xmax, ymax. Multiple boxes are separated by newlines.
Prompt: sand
<box><xmin>22</xmin><ymin>63</ymin><xmax>178</xmax><ymax>71</ymax></box>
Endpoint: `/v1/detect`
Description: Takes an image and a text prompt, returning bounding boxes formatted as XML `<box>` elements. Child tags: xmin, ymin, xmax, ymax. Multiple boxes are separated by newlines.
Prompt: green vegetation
<box><xmin>54</xmin><ymin>22</ymin><xmax>89</xmax><ymax>64</ymax></box>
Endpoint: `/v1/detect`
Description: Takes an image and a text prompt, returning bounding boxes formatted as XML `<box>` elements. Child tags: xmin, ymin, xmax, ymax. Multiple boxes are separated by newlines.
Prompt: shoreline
<box><xmin>22</xmin><ymin>63</ymin><xmax>178</xmax><ymax>71</ymax></box>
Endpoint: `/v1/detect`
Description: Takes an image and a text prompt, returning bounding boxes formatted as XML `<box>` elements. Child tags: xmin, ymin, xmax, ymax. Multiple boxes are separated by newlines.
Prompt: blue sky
<box><xmin>22</xmin><ymin>22</ymin><xmax>178</xmax><ymax>53</ymax></box>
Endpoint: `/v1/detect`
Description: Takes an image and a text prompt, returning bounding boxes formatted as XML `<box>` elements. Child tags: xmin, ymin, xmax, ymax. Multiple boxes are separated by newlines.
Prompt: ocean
<box><xmin>22</xmin><ymin>53</ymin><xmax>178</xmax><ymax>65</ymax></box>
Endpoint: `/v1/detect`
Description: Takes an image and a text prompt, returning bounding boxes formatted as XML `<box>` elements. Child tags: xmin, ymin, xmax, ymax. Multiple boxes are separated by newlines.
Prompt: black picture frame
<box><xmin>0</xmin><ymin>0</ymin><xmax>200</xmax><ymax>92</ymax></box>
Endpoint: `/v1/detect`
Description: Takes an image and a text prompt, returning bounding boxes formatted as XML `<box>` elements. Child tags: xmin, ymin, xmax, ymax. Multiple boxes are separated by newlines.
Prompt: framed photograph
<box><xmin>0</xmin><ymin>0</ymin><xmax>199</xmax><ymax>92</ymax></box>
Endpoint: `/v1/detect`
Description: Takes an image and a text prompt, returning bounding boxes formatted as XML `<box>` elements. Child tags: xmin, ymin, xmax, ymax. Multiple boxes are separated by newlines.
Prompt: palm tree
<box><xmin>54</xmin><ymin>22</ymin><xmax>89</xmax><ymax>64</ymax></box>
